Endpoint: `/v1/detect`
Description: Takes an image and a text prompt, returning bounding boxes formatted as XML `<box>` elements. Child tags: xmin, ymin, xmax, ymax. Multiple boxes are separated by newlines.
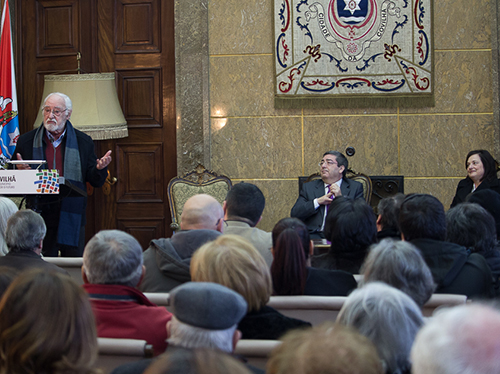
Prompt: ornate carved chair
<box><xmin>167</xmin><ymin>164</ymin><xmax>232</xmax><ymax>231</ymax></box>
<box><xmin>301</xmin><ymin>169</ymin><xmax>372</xmax><ymax>204</ymax></box>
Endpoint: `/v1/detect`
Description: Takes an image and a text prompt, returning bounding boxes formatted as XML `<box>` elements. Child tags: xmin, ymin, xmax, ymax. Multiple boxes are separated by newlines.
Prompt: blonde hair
<box><xmin>191</xmin><ymin>234</ymin><xmax>272</xmax><ymax>312</ymax></box>
<box><xmin>0</xmin><ymin>269</ymin><xmax>98</xmax><ymax>374</ymax></box>
<box><xmin>267</xmin><ymin>322</ymin><xmax>383</xmax><ymax>374</ymax></box>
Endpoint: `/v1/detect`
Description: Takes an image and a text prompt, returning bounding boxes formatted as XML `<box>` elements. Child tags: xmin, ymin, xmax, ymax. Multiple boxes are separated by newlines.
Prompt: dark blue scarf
<box><xmin>33</xmin><ymin>121</ymin><xmax>86</xmax><ymax>247</ymax></box>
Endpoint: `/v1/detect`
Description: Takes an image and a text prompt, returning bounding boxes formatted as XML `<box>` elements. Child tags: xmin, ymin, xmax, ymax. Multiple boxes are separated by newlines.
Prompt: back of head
<box><xmin>271</xmin><ymin>218</ymin><xmax>310</xmax><ymax>295</ymax></box>
<box><xmin>324</xmin><ymin>197</ymin><xmax>377</xmax><ymax>259</ymax></box>
<box><xmin>180</xmin><ymin>194</ymin><xmax>224</xmax><ymax>230</ymax></box>
<box><xmin>361</xmin><ymin>239</ymin><xmax>435</xmax><ymax>307</ymax></box>
<box><xmin>323</xmin><ymin>151</ymin><xmax>349</xmax><ymax>178</ymax></box>
<box><xmin>446</xmin><ymin>203</ymin><xmax>497</xmax><ymax>255</ymax></box>
<box><xmin>465</xmin><ymin>150</ymin><xmax>498</xmax><ymax>181</ymax></box>
<box><xmin>0</xmin><ymin>198</ymin><xmax>18</xmax><ymax>256</ymax></box>
<box><xmin>267</xmin><ymin>322</ymin><xmax>383</xmax><ymax>374</ymax></box>
<box><xmin>337</xmin><ymin>282</ymin><xmax>424</xmax><ymax>374</ymax></box>
<box><xmin>5</xmin><ymin>210</ymin><xmax>46</xmax><ymax>253</ymax></box>
<box><xmin>0</xmin><ymin>269</ymin><xmax>97</xmax><ymax>374</ymax></box>
<box><xmin>144</xmin><ymin>348</ymin><xmax>252</xmax><ymax>374</ymax></box>
<box><xmin>399</xmin><ymin>194</ymin><xmax>446</xmax><ymax>241</ymax></box>
<box><xmin>411</xmin><ymin>304</ymin><xmax>500</xmax><ymax>374</ymax></box>
<box><xmin>168</xmin><ymin>282</ymin><xmax>247</xmax><ymax>353</ymax></box>
<box><xmin>190</xmin><ymin>234</ymin><xmax>272</xmax><ymax>312</ymax></box>
<box><xmin>83</xmin><ymin>230</ymin><xmax>143</xmax><ymax>287</ymax></box>
<box><xmin>467</xmin><ymin>189</ymin><xmax>500</xmax><ymax>239</ymax></box>
<box><xmin>225</xmin><ymin>183</ymin><xmax>265</xmax><ymax>226</ymax></box>
<box><xmin>377</xmin><ymin>193</ymin><xmax>405</xmax><ymax>231</ymax></box>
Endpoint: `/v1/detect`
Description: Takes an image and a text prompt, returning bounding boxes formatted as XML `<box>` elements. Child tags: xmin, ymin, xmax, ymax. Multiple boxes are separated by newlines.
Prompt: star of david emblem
<box><xmin>343</xmin><ymin>0</ymin><xmax>361</xmax><ymax>15</ymax></box>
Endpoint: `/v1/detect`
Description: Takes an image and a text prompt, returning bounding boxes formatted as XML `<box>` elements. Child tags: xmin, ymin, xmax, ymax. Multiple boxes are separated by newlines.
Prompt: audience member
<box><xmin>267</xmin><ymin>322</ymin><xmax>383</xmax><ymax>374</ymax></box>
<box><xmin>223</xmin><ymin>182</ymin><xmax>273</xmax><ymax>266</ymax></box>
<box><xmin>376</xmin><ymin>193</ymin><xmax>405</xmax><ymax>240</ymax></box>
<box><xmin>0</xmin><ymin>266</ymin><xmax>18</xmax><ymax>298</ymax></box>
<box><xmin>360</xmin><ymin>239</ymin><xmax>435</xmax><ymax>307</ymax></box>
<box><xmin>337</xmin><ymin>282</ymin><xmax>424</xmax><ymax>374</ymax></box>
<box><xmin>140</xmin><ymin>194</ymin><xmax>223</xmax><ymax>292</ymax></box>
<box><xmin>271</xmin><ymin>217</ymin><xmax>356</xmax><ymax>296</ymax></box>
<box><xmin>399</xmin><ymin>193</ymin><xmax>492</xmax><ymax>298</ymax></box>
<box><xmin>143</xmin><ymin>348</ymin><xmax>252</xmax><ymax>374</ymax></box>
<box><xmin>467</xmin><ymin>189</ymin><xmax>500</xmax><ymax>240</ymax></box>
<box><xmin>190</xmin><ymin>235</ymin><xmax>311</xmax><ymax>339</ymax></box>
<box><xmin>291</xmin><ymin>151</ymin><xmax>364</xmax><ymax>239</ymax></box>
<box><xmin>0</xmin><ymin>269</ymin><xmax>98</xmax><ymax>374</ymax></box>
<box><xmin>82</xmin><ymin>230</ymin><xmax>172</xmax><ymax>356</ymax></box>
<box><xmin>451</xmin><ymin>149</ymin><xmax>500</xmax><ymax>208</ymax></box>
<box><xmin>411</xmin><ymin>304</ymin><xmax>500</xmax><ymax>374</ymax></box>
<box><xmin>0</xmin><ymin>197</ymin><xmax>18</xmax><ymax>256</ymax></box>
<box><xmin>446</xmin><ymin>202</ymin><xmax>500</xmax><ymax>294</ymax></box>
<box><xmin>0</xmin><ymin>210</ymin><xmax>67</xmax><ymax>274</ymax></box>
<box><xmin>312</xmin><ymin>196</ymin><xmax>377</xmax><ymax>273</ymax></box>
<box><xmin>112</xmin><ymin>282</ymin><xmax>260</xmax><ymax>374</ymax></box>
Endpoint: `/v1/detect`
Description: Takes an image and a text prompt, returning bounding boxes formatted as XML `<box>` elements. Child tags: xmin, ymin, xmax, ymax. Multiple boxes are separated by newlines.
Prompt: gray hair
<box><xmin>411</xmin><ymin>304</ymin><xmax>500</xmax><ymax>374</ymax></box>
<box><xmin>338</xmin><ymin>282</ymin><xmax>424</xmax><ymax>374</ymax></box>
<box><xmin>5</xmin><ymin>210</ymin><xmax>46</xmax><ymax>253</ymax></box>
<box><xmin>360</xmin><ymin>239</ymin><xmax>435</xmax><ymax>307</ymax></box>
<box><xmin>44</xmin><ymin>92</ymin><xmax>73</xmax><ymax>111</ymax></box>
<box><xmin>83</xmin><ymin>230</ymin><xmax>143</xmax><ymax>287</ymax></box>
<box><xmin>167</xmin><ymin>316</ymin><xmax>236</xmax><ymax>353</ymax></box>
<box><xmin>0</xmin><ymin>198</ymin><xmax>18</xmax><ymax>255</ymax></box>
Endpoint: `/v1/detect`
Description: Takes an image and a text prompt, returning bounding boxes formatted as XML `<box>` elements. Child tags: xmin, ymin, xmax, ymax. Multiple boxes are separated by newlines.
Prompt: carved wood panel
<box><xmin>117</xmin><ymin>218</ymin><xmax>164</xmax><ymax>250</ymax></box>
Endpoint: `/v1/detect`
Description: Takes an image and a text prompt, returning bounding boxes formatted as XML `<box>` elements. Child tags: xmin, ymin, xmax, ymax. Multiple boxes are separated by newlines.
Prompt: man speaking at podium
<box><xmin>12</xmin><ymin>92</ymin><xmax>112</xmax><ymax>257</ymax></box>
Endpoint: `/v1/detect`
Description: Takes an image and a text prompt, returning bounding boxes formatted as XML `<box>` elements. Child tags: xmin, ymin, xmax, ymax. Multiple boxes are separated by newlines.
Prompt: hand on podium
<box><xmin>15</xmin><ymin>154</ymin><xmax>31</xmax><ymax>170</ymax></box>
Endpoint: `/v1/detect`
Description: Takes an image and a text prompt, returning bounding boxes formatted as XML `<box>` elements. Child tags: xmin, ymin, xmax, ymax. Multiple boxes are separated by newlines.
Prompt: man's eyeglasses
<box><xmin>42</xmin><ymin>107</ymin><xmax>67</xmax><ymax>117</ymax></box>
<box><xmin>319</xmin><ymin>160</ymin><xmax>338</xmax><ymax>167</ymax></box>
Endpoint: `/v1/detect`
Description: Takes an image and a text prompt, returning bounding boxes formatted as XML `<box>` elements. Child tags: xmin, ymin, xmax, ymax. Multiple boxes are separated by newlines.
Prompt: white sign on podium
<box><xmin>0</xmin><ymin>170</ymin><xmax>60</xmax><ymax>194</ymax></box>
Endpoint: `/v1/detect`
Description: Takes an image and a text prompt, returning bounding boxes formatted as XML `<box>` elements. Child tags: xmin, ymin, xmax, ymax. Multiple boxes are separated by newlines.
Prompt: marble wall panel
<box><xmin>400</xmin><ymin>51</ymin><xmax>492</xmax><ymax>114</ymax></box>
<box><xmin>211</xmin><ymin>117</ymin><xmax>302</xmax><ymax>179</ymax></box>
<box><xmin>400</xmin><ymin>114</ymin><xmax>494</xmax><ymax>177</ymax></box>
<box><xmin>210</xmin><ymin>55</ymin><xmax>301</xmax><ymax>117</ymax></box>
<box><xmin>302</xmin><ymin>116</ymin><xmax>399</xmax><ymax>176</ymax></box>
<box><xmin>404</xmin><ymin>178</ymin><xmax>463</xmax><ymax>210</ymax></box>
<box><xmin>236</xmin><ymin>179</ymin><xmax>298</xmax><ymax>232</ymax></box>
<box><xmin>208</xmin><ymin>0</ymin><xmax>273</xmax><ymax>55</ymax></box>
<box><xmin>433</xmin><ymin>0</ymin><xmax>491</xmax><ymax>50</ymax></box>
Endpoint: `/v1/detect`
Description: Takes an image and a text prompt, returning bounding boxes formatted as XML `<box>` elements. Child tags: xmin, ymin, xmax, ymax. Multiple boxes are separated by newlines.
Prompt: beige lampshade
<box><xmin>33</xmin><ymin>73</ymin><xmax>128</xmax><ymax>140</ymax></box>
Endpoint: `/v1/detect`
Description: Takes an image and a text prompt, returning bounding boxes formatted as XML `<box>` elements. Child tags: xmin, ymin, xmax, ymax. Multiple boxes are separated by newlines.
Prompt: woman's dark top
<box><xmin>237</xmin><ymin>305</ymin><xmax>311</xmax><ymax>340</ymax></box>
<box><xmin>451</xmin><ymin>177</ymin><xmax>500</xmax><ymax>208</ymax></box>
<box><xmin>303</xmin><ymin>267</ymin><xmax>357</xmax><ymax>296</ymax></box>
<box><xmin>311</xmin><ymin>249</ymin><xmax>367</xmax><ymax>274</ymax></box>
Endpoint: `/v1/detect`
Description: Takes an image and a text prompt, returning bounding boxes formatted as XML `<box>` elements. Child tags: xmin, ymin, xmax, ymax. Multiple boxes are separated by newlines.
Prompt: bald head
<box><xmin>180</xmin><ymin>194</ymin><xmax>224</xmax><ymax>232</ymax></box>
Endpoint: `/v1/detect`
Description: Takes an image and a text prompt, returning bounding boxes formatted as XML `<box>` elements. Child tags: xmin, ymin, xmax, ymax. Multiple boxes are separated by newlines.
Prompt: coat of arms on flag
<box><xmin>274</xmin><ymin>0</ymin><xmax>434</xmax><ymax>108</ymax></box>
<box><xmin>0</xmin><ymin>1</ymin><xmax>20</xmax><ymax>167</ymax></box>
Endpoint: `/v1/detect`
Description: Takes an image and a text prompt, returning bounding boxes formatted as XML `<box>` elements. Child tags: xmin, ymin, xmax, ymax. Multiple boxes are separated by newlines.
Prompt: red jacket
<box><xmin>83</xmin><ymin>284</ymin><xmax>172</xmax><ymax>356</ymax></box>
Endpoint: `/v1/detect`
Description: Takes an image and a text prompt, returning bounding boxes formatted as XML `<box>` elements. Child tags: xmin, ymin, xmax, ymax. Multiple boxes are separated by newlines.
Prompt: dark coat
<box><xmin>451</xmin><ymin>177</ymin><xmax>500</xmax><ymax>208</ymax></box>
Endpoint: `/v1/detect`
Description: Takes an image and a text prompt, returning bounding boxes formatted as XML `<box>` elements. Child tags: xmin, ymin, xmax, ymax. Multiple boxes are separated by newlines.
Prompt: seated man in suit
<box><xmin>291</xmin><ymin>151</ymin><xmax>364</xmax><ymax>239</ymax></box>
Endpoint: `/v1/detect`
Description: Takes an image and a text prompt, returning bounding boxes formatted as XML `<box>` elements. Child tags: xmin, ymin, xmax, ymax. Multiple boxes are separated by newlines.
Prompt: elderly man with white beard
<box><xmin>12</xmin><ymin>92</ymin><xmax>112</xmax><ymax>257</ymax></box>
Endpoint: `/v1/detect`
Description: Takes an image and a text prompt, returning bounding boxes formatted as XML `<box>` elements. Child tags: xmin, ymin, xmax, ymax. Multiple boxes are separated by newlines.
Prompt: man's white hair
<box><xmin>167</xmin><ymin>316</ymin><xmax>236</xmax><ymax>353</ymax></box>
<box><xmin>411</xmin><ymin>304</ymin><xmax>500</xmax><ymax>374</ymax></box>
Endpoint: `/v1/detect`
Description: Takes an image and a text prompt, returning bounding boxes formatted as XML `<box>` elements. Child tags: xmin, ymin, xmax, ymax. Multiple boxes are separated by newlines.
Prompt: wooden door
<box><xmin>16</xmin><ymin>0</ymin><xmax>176</xmax><ymax>250</ymax></box>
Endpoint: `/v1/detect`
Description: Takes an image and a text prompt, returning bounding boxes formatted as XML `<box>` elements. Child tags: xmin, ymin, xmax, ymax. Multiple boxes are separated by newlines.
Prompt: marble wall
<box><xmin>176</xmin><ymin>0</ymin><xmax>498</xmax><ymax>232</ymax></box>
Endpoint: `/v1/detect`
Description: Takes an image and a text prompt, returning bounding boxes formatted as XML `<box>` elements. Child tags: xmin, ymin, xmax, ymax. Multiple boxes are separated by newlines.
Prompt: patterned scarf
<box><xmin>33</xmin><ymin>121</ymin><xmax>86</xmax><ymax>247</ymax></box>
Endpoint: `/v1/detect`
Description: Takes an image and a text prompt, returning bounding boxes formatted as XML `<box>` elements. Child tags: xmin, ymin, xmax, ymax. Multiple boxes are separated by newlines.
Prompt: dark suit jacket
<box><xmin>450</xmin><ymin>177</ymin><xmax>500</xmax><ymax>208</ymax></box>
<box><xmin>290</xmin><ymin>178</ymin><xmax>364</xmax><ymax>236</ymax></box>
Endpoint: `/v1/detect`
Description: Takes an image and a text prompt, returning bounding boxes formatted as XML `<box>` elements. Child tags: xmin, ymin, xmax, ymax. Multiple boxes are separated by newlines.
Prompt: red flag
<box><xmin>0</xmin><ymin>0</ymin><xmax>20</xmax><ymax>165</ymax></box>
